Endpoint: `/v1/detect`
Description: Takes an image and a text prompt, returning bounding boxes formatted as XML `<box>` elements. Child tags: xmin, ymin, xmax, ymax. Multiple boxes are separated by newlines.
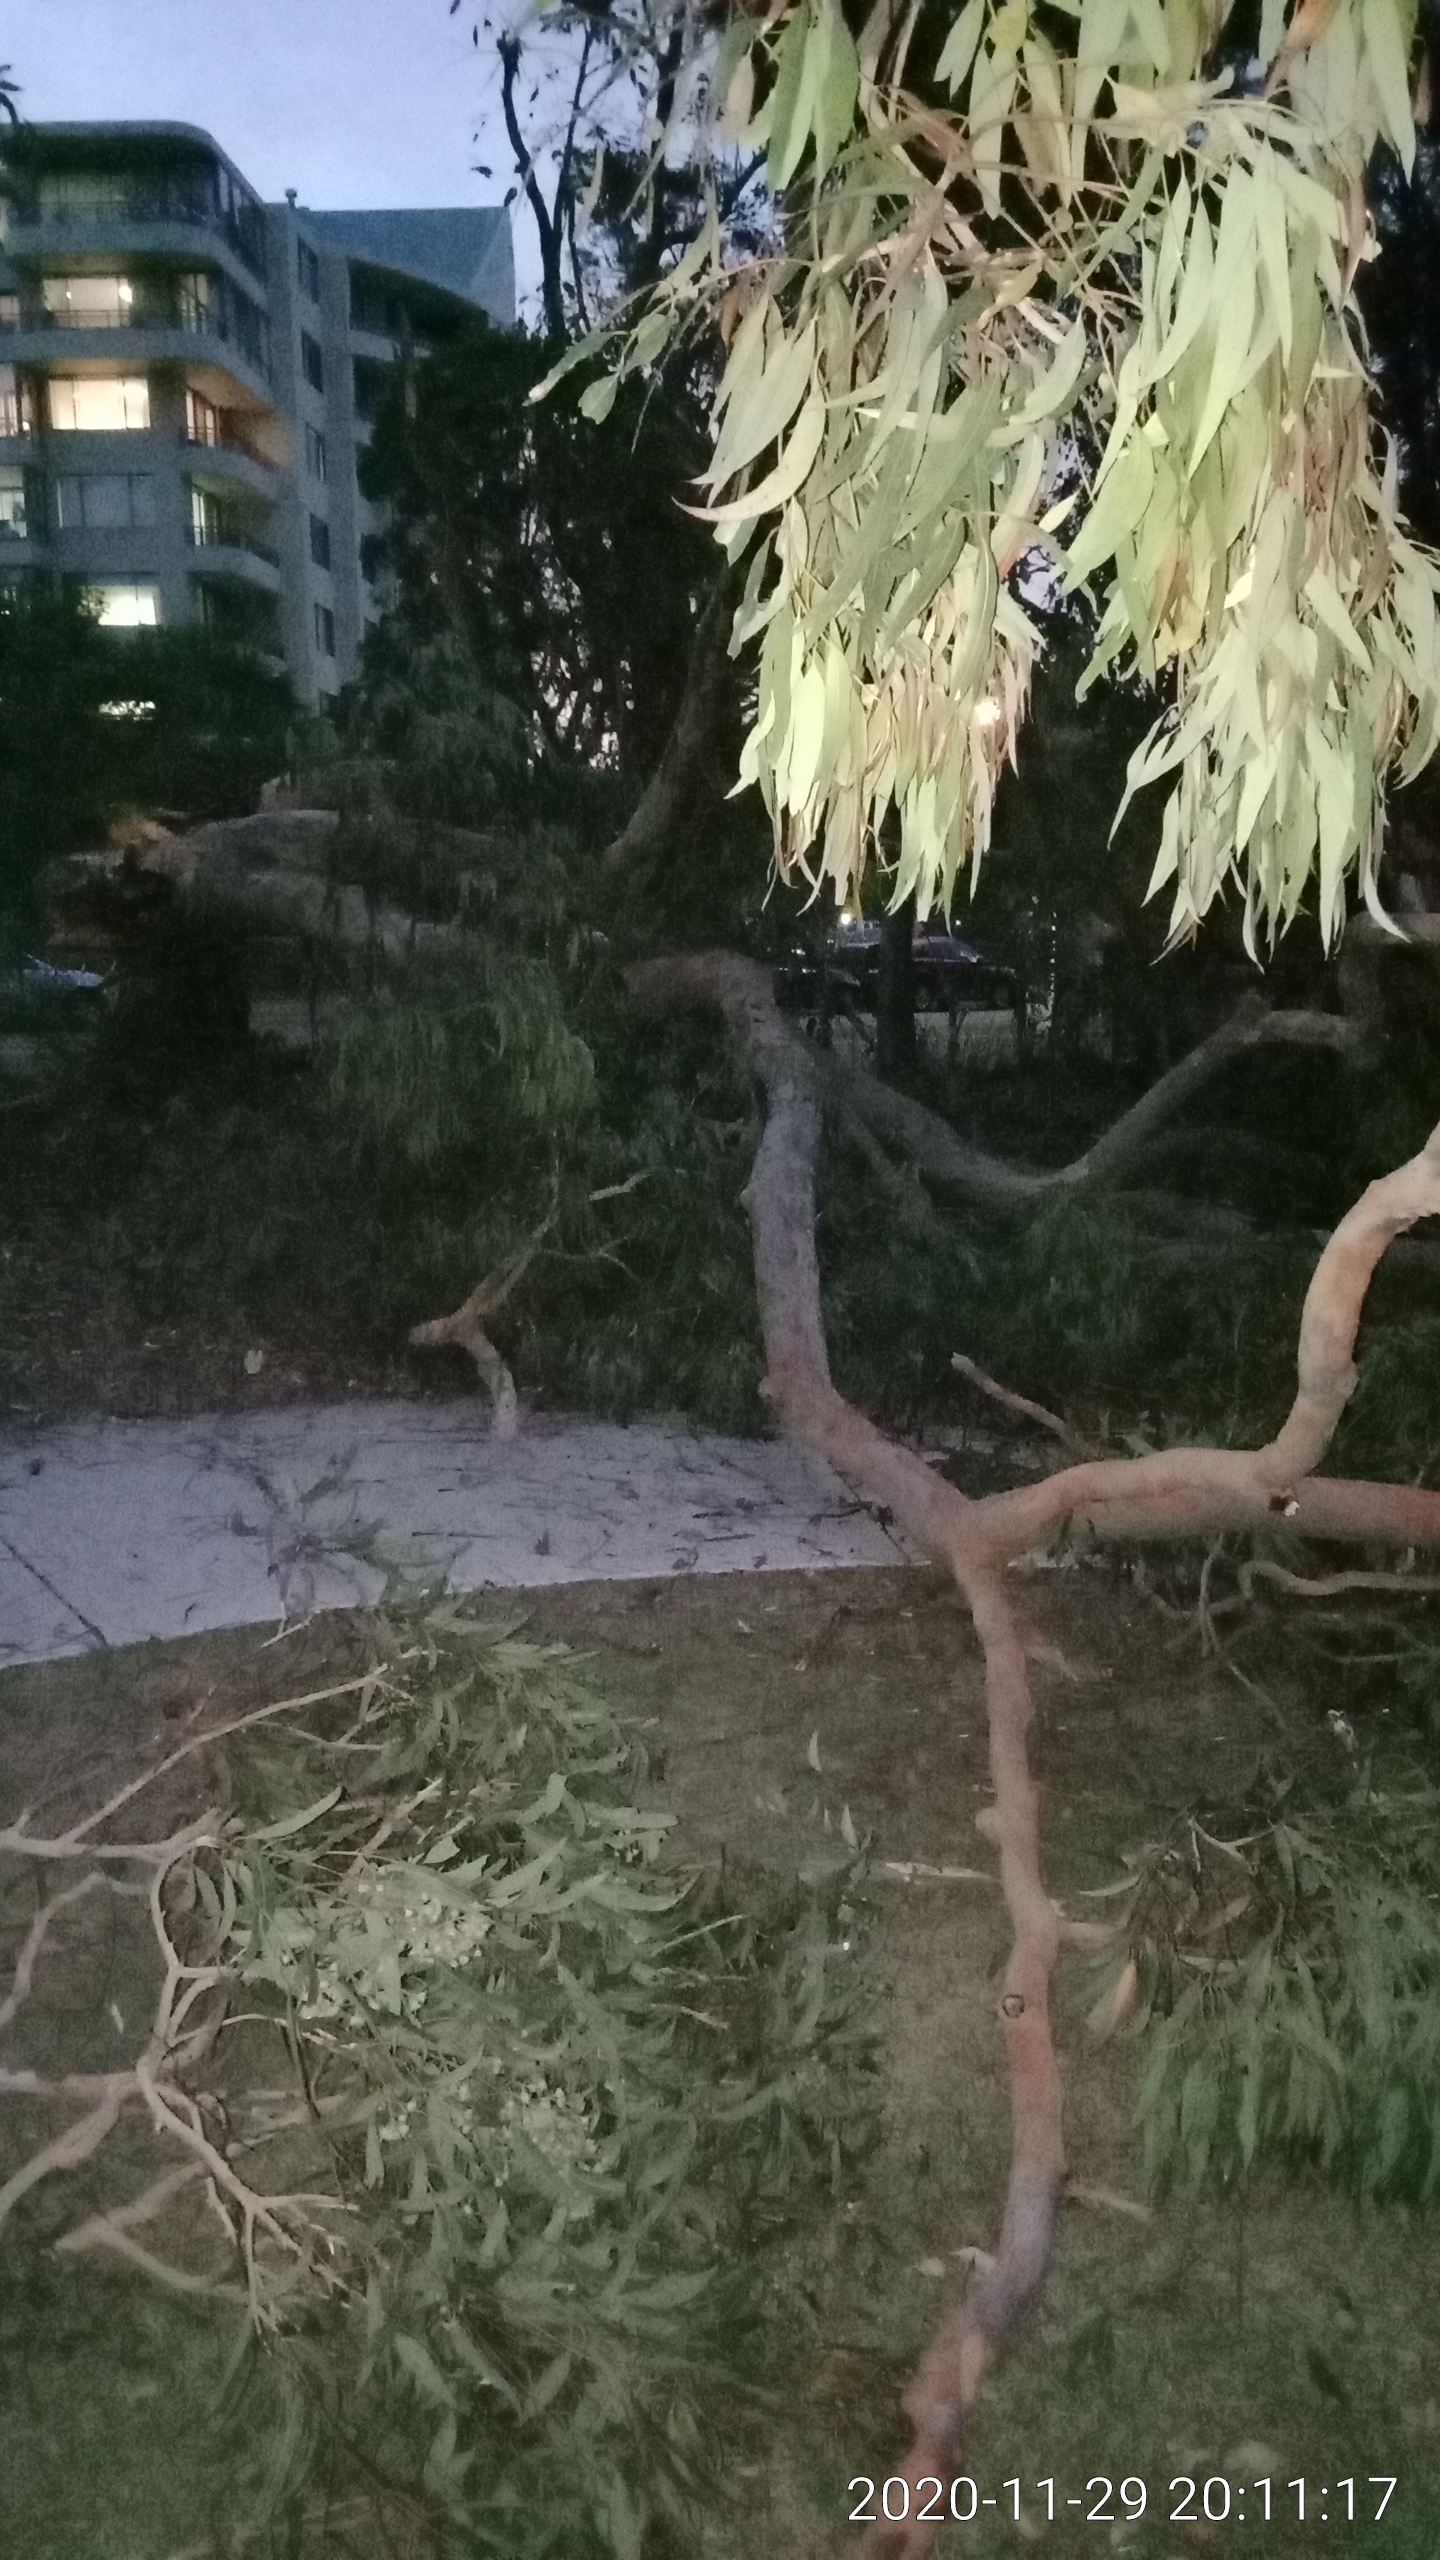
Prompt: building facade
<box><xmin>0</xmin><ymin>122</ymin><xmax>512</xmax><ymax>701</ymax></box>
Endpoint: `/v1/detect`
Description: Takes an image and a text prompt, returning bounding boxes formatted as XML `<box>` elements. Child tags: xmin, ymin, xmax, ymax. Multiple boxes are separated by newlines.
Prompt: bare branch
<box><xmin>0</xmin><ymin>2077</ymin><xmax>131</xmax><ymax>2236</ymax></box>
<box><xmin>409</xmin><ymin>1206</ymin><xmax>558</xmax><ymax>1436</ymax></box>
<box><xmin>500</xmin><ymin>33</ymin><xmax>565</xmax><ymax>342</ymax></box>
<box><xmin>0</xmin><ymin>1671</ymin><xmax>387</xmax><ymax>1861</ymax></box>
<box><xmin>0</xmin><ymin>1871</ymin><xmax>107</xmax><ymax>2032</ymax></box>
<box><xmin>950</xmin><ymin>1353</ymin><xmax>1102</xmax><ymax>1459</ymax></box>
<box><xmin>829</xmin><ymin>997</ymin><xmax>1356</xmax><ymax>1210</ymax></box>
<box><xmin>1239</xmin><ymin>1559</ymin><xmax>1440</xmax><ymax>1601</ymax></box>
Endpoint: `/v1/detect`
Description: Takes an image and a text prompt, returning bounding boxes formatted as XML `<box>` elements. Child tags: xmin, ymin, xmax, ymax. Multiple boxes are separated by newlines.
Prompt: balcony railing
<box><xmin>9</xmin><ymin>300</ymin><xmax>270</xmax><ymax>377</ymax></box>
<box><xmin>181</xmin><ymin>426</ymin><xmax>273</xmax><ymax>471</ymax></box>
<box><xmin>185</xmin><ymin>521</ymin><xmax>280</xmax><ymax>567</ymax></box>
<box><xmin>17</xmin><ymin>304</ymin><xmax>199</xmax><ymax>332</ymax></box>
<box><xmin>5</xmin><ymin>193</ymin><xmax>267</xmax><ymax>280</ymax></box>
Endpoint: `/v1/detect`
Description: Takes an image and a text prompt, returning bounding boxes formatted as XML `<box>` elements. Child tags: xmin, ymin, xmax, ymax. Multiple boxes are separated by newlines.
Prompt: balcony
<box><xmin>8</xmin><ymin>300</ymin><xmax>271</xmax><ymax>381</ymax></box>
<box><xmin>5</xmin><ymin>188</ymin><xmax>267</xmax><ymax>282</ymax></box>
<box><xmin>185</xmin><ymin>518</ymin><xmax>280</xmax><ymax>570</ymax></box>
<box><xmin>179</xmin><ymin>429</ymin><xmax>278</xmax><ymax>493</ymax></box>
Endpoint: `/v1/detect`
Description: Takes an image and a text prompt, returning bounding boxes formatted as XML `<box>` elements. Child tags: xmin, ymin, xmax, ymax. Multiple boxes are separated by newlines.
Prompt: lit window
<box><xmin>90</xmin><ymin>581</ymin><xmax>161</xmax><ymax>627</ymax></box>
<box><xmin>42</xmin><ymin>275</ymin><xmax>136</xmax><ymax>327</ymax></box>
<box><xmin>301</xmin><ymin>331</ymin><xmax>324</xmax><ymax>393</ymax></box>
<box><xmin>49</xmin><ymin>376</ymin><xmax>150</xmax><ymax>432</ymax></box>
<box><xmin>185</xmin><ymin>386</ymin><xmax>220</xmax><ymax>446</ymax></box>
<box><xmin>0</xmin><ymin>366</ymin><xmax>28</xmax><ymax>436</ymax></box>
<box><xmin>54</xmin><ymin>472</ymin><xmax>157</xmax><ymax>530</ymax></box>
<box><xmin>0</xmin><ymin>296</ymin><xmax>18</xmax><ymax>332</ymax></box>
<box><xmin>304</xmin><ymin>423</ymin><xmax>327</xmax><ymax>481</ymax></box>
<box><xmin>0</xmin><ymin>470</ymin><xmax>26</xmax><ymax>537</ymax></box>
<box><xmin>313</xmin><ymin>601</ymin><xmax>335</xmax><ymax>655</ymax></box>
<box><xmin>99</xmin><ymin>699</ymin><xmax>157</xmax><ymax>720</ymax></box>
<box><xmin>309</xmin><ymin>512</ymin><xmax>331</xmax><ymax>570</ymax></box>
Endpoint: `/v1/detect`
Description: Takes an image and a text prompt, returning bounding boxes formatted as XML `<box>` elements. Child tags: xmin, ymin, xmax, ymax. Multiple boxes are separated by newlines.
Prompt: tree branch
<box><xmin>828</xmin><ymin>994</ymin><xmax>1357</xmax><ymax>1210</ymax></box>
<box><xmin>600</xmin><ymin>573</ymin><xmax>738</xmax><ymax>890</ymax></box>
<box><xmin>500</xmin><ymin>34</ymin><xmax>565</xmax><ymax>342</ymax></box>
<box><xmin>624</xmin><ymin>945</ymin><xmax>1440</xmax><ymax>2556</ymax></box>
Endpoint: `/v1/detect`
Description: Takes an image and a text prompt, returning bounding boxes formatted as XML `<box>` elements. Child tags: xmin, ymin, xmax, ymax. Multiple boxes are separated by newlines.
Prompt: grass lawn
<box><xmin>2</xmin><ymin>1565</ymin><xmax>1437</xmax><ymax>2558</ymax></box>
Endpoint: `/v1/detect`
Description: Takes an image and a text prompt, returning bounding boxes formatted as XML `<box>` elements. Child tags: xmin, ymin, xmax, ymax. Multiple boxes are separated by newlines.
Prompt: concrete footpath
<box><xmin>0</xmin><ymin>1400</ymin><xmax>920</xmax><ymax>1668</ymax></box>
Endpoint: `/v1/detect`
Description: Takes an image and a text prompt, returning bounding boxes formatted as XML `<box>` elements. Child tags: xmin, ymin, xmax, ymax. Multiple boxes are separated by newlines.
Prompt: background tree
<box><xmin>362</xmin><ymin>321</ymin><xmax>714</xmax><ymax>778</ymax></box>
<box><xmin>0</xmin><ymin>586</ymin><xmax>291</xmax><ymax>928</ymax></box>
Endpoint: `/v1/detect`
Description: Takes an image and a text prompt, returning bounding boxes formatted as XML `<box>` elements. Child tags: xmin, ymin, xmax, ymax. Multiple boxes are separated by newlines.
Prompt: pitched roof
<box><xmin>301</xmin><ymin>207</ymin><xmax>512</xmax><ymax>328</ymax></box>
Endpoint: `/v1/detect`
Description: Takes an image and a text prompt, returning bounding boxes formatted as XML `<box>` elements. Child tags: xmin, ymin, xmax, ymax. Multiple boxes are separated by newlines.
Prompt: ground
<box><xmin>3</xmin><ymin>1564</ymin><xmax>1437</xmax><ymax>2559</ymax></box>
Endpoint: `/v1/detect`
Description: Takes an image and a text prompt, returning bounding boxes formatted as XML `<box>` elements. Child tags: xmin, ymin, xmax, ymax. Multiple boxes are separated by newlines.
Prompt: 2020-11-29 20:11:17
<box><xmin>845</xmin><ymin>2474</ymin><xmax>1400</xmax><ymax>2526</ymax></box>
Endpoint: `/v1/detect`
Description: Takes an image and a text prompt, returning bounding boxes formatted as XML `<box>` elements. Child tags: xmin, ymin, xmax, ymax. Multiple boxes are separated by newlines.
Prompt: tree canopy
<box><xmin>541</xmin><ymin>0</ymin><xmax>1440</xmax><ymax>952</ymax></box>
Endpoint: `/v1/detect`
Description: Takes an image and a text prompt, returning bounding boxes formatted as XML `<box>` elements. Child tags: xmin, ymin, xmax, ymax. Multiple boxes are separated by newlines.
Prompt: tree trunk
<box><xmin>876</xmin><ymin>894</ymin><xmax>917</xmax><ymax>1078</ymax></box>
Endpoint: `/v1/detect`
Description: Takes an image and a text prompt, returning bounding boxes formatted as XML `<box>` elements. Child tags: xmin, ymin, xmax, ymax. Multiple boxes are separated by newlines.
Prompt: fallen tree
<box><xmin>628</xmin><ymin>948</ymin><xmax>1440</xmax><ymax>2559</ymax></box>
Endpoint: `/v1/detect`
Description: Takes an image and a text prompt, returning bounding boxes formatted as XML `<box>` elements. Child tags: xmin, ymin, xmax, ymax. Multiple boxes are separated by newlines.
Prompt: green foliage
<box><xmin>330</xmin><ymin>960</ymin><xmax>596</xmax><ymax>1173</ymax></box>
<box><xmin>1110</xmin><ymin>1787</ymin><xmax>1440</xmax><ymax>2205</ymax></box>
<box><xmin>361</xmin><ymin>319</ymin><xmax>713</xmax><ymax>783</ymax></box>
<box><xmin>207</xmin><ymin>1606</ymin><xmax>874</xmax><ymax>2555</ymax></box>
<box><xmin>559</xmin><ymin>0</ymin><xmax>1440</xmax><ymax>944</ymax></box>
<box><xmin>0</xmin><ymin>585</ymin><xmax>291</xmax><ymax>918</ymax></box>
<box><xmin>330</xmin><ymin>621</ymin><xmax>535</xmax><ymax>830</ymax></box>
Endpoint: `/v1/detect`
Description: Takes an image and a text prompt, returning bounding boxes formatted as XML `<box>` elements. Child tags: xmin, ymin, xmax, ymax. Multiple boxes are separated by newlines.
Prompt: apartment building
<box><xmin>0</xmin><ymin>121</ymin><xmax>513</xmax><ymax>701</ymax></box>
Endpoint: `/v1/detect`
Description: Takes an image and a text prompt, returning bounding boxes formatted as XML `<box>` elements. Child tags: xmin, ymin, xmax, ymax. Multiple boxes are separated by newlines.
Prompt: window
<box><xmin>176</xmin><ymin>272</ymin><xmax>210</xmax><ymax>332</ymax></box>
<box><xmin>231</xmin><ymin>288</ymin><xmax>271</xmax><ymax>377</ymax></box>
<box><xmin>352</xmin><ymin>355</ymin><xmax>391</xmax><ymax>422</ymax></box>
<box><xmin>41</xmin><ymin>274</ymin><xmax>136</xmax><ymax>327</ymax></box>
<box><xmin>48</xmin><ymin>375</ymin><xmax>150</xmax><ymax>431</ymax></box>
<box><xmin>300</xmin><ymin>330</ymin><xmax>324</xmax><ymax>393</ymax></box>
<box><xmin>304</xmin><ymin>423</ymin><xmax>327</xmax><ymax>481</ymax></box>
<box><xmin>0</xmin><ymin>366</ymin><xmax>29</xmax><ymax>436</ymax></box>
<box><xmin>185</xmin><ymin>386</ymin><xmax>219</xmax><ymax>446</ymax></box>
<box><xmin>189</xmin><ymin>483</ymin><xmax>232</xmax><ymax>547</ymax></box>
<box><xmin>0</xmin><ymin>296</ymin><xmax>18</xmax><ymax>332</ymax></box>
<box><xmin>298</xmin><ymin>239</ymin><xmax>321</xmax><ymax>300</ymax></box>
<box><xmin>89</xmin><ymin>581</ymin><xmax>161</xmax><ymax>628</ymax></box>
<box><xmin>54</xmin><ymin>472</ymin><xmax>157</xmax><ymax>530</ymax></box>
<box><xmin>0</xmin><ymin>470</ymin><xmax>26</xmax><ymax>538</ymax></box>
<box><xmin>309</xmin><ymin>512</ymin><xmax>331</xmax><ymax>570</ymax></box>
<box><xmin>350</xmin><ymin>273</ymin><xmax>400</xmax><ymax>336</ymax></box>
<box><xmin>313</xmin><ymin>602</ymin><xmax>335</xmax><ymax>656</ymax></box>
<box><xmin>37</xmin><ymin>173</ymin><xmax>131</xmax><ymax>221</ymax></box>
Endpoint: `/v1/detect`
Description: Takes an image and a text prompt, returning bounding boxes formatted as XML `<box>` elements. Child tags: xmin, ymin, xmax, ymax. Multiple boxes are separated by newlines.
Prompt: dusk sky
<box><xmin>11</xmin><ymin>2</ymin><xmax>516</xmax><ymax>223</ymax></box>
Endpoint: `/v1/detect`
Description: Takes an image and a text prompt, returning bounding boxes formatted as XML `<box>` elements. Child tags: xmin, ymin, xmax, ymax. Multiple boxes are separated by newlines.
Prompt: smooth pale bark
<box><xmin>626</xmin><ymin>947</ymin><xmax>1440</xmax><ymax>2560</ymax></box>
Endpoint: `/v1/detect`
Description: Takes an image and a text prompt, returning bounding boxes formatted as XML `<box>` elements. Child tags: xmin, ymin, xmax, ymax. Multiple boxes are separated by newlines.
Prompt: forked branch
<box><xmin>626</xmin><ymin>948</ymin><xmax>1440</xmax><ymax>2559</ymax></box>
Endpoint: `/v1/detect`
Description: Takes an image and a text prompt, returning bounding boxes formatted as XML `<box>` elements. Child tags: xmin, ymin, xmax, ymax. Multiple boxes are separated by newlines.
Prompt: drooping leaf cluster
<box><xmin>1113</xmin><ymin>1783</ymin><xmax>1440</xmax><ymax>2203</ymax></box>
<box><xmin>547</xmin><ymin>0</ymin><xmax>1440</xmax><ymax>946</ymax></box>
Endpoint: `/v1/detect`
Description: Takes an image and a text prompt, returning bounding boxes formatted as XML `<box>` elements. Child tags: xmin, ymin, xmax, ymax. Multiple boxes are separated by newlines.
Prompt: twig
<box><xmin>409</xmin><ymin>1208</ymin><xmax>557</xmax><ymax>1438</ymax></box>
<box><xmin>0</xmin><ymin>1870</ymin><xmax>107</xmax><ymax>2031</ymax></box>
<box><xmin>950</xmin><ymin>1353</ymin><xmax>1102</xmax><ymax>1459</ymax></box>
<box><xmin>1239</xmin><ymin>1559</ymin><xmax>1440</xmax><ymax>1602</ymax></box>
<box><xmin>881</xmin><ymin>1860</ymin><xmax>997</xmax><ymax>1884</ymax></box>
<box><xmin>0</xmin><ymin>1671</ymin><xmax>386</xmax><ymax>1861</ymax></box>
<box><xmin>55</xmin><ymin>2163</ymin><xmax>246</xmax><ymax>2299</ymax></box>
<box><xmin>1064</xmin><ymin>2180</ymin><xmax>1152</xmax><ymax>2222</ymax></box>
<box><xmin>0</xmin><ymin>2075</ymin><xmax>132</xmax><ymax>2234</ymax></box>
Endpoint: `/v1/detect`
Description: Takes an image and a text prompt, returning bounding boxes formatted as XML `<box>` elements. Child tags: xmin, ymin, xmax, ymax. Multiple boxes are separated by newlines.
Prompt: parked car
<box><xmin>776</xmin><ymin>912</ymin><xmax>1023</xmax><ymax>1017</ymax></box>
